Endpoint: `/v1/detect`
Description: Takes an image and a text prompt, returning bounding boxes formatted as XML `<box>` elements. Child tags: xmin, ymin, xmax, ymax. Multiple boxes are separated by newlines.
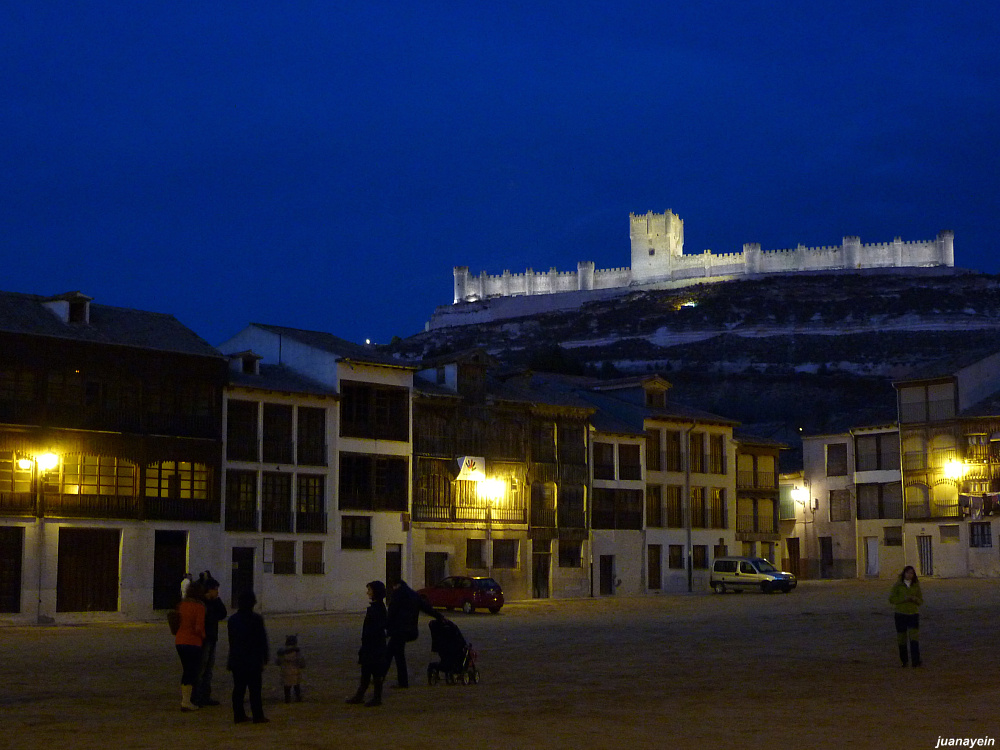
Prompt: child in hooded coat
<box><xmin>276</xmin><ymin>635</ymin><xmax>306</xmax><ymax>702</ymax></box>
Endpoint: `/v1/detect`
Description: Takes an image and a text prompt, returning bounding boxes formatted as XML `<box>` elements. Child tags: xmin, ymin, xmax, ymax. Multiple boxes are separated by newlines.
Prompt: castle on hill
<box><xmin>452</xmin><ymin>210</ymin><xmax>954</xmax><ymax>304</ymax></box>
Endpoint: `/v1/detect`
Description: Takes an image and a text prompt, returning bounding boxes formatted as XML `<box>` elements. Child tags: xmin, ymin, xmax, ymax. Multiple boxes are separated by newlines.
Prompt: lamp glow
<box><xmin>943</xmin><ymin>460</ymin><xmax>966</xmax><ymax>480</ymax></box>
<box><xmin>17</xmin><ymin>458</ymin><xmax>33</xmax><ymax>470</ymax></box>
<box><xmin>791</xmin><ymin>486</ymin><xmax>809</xmax><ymax>504</ymax></box>
<box><xmin>37</xmin><ymin>453</ymin><xmax>59</xmax><ymax>472</ymax></box>
<box><xmin>478</xmin><ymin>478</ymin><xmax>505</xmax><ymax>503</ymax></box>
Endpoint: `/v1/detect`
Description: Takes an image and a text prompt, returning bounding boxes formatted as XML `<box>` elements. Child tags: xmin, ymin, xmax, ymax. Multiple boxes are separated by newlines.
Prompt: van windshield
<box><xmin>753</xmin><ymin>559</ymin><xmax>777</xmax><ymax>572</ymax></box>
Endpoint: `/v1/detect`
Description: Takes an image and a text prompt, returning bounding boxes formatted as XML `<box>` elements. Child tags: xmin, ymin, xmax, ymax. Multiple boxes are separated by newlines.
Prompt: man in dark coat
<box><xmin>384</xmin><ymin>579</ymin><xmax>441</xmax><ymax>688</ymax></box>
<box><xmin>193</xmin><ymin>577</ymin><xmax>227</xmax><ymax>706</ymax></box>
<box><xmin>226</xmin><ymin>590</ymin><xmax>269</xmax><ymax>724</ymax></box>
<box><xmin>347</xmin><ymin>580</ymin><xmax>388</xmax><ymax>707</ymax></box>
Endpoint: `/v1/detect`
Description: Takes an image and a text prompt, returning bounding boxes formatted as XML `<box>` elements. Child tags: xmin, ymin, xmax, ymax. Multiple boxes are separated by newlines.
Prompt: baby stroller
<box><xmin>427</xmin><ymin>617</ymin><xmax>479</xmax><ymax>685</ymax></box>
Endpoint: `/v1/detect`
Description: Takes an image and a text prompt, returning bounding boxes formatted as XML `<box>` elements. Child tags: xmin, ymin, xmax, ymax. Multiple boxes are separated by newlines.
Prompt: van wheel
<box><xmin>760</xmin><ymin>582</ymin><xmax>772</xmax><ymax>594</ymax></box>
<box><xmin>713</xmin><ymin>583</ymin><xmax>726</xmax><ymax>594</ymax></box>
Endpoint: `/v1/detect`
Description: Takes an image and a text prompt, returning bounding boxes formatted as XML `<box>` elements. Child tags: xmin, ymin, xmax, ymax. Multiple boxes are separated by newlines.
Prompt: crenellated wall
<box><xmin>453</xmin><ymin>211</ymin><xmax>954</xmax><ymax>304</ymax></box>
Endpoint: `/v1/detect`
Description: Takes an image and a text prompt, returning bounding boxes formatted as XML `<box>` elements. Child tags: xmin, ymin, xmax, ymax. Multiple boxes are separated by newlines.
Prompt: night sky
<box><xmin>3</xmin><ymin>3</ymin><xmax>998</xmax><ymax>348</ymax></box>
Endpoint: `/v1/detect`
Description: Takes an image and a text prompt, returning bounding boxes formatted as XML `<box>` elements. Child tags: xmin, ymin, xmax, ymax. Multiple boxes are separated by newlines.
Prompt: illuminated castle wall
<box><xmin>452</xmin><ymin>210</ymin><xmax>955</xmax><ymax>304</ymax></box>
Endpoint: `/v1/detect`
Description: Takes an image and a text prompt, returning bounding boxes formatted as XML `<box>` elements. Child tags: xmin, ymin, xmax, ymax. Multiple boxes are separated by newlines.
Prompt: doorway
<box><xmin>647</xmin><ymin>544</ymin><xmax>662</xmax><ymax>590</ymax></box>
<box><xmin>231</xmin><ymin>547</ymin><xmax>255</xmax><ymax>609</ymax></box>
<box><xmin>57</xmin><ymin>527</ymin><xmax>120</xmax><ymax>612</ymax></box>
<box><xmin>599</xmin><ymin>555</ymin><xmax>615</xmax><ymax>595</ymax></box>
<box><xmin>425</xmin><ymin>551</ymin><xmax>448</xmax><ymax>588</ymax></box>
<box><xmin>0</xmin><ymin>526</ymin><xmax>24</xmax><ymax>613</ymax></box>
<box><xmin>917</xmin><ymin>535</ymin><xmax>933</xmax><ymax>576</ymax></box>
<box><xmin>785</xmin><ymin>537</ymin><xmax>800</xmax><ymax>578</ymax></box>
<box><xmin>153</xmin><ymin>530</ymin><xmax>187</xmax><ymax>609</ymax></box>
<box><xmin>385</xmin><ymin>544</ymin><xmax>402</xmax><ymax>588</ymax></box>
<box><xmin>864</xmin><ymin>536</ymin><xmax>879</xmax><ymax>577</ymax></box>
<box><xmin>819</xmin><ymin>536</ymin><xmax>834</xmax><ymax>578</ymax></box>
<box><xmin>532</xmin><ymin>551</ymin><xmax>550</xmax><ymax>599</ymax></box>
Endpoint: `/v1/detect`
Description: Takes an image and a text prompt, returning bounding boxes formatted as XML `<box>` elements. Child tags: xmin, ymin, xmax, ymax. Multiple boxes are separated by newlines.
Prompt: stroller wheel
<box><xmin>445</xmin><ymin>672</ymin><xmax>455</xmax><ymax>685</ymax></box>
<box><xmin>471</xmin><ymin>668</ymin><xmax>480</xmax><ymax>684</ymax></box>
<box><xmin>461</xmin><ymin>671</ymin><xmax>471</xmax><ymax>685</ymax></box>
<box><xmin>427</xmin><ymin>667</ymin><xmax>439</xmax><ymax>685</ymax></box>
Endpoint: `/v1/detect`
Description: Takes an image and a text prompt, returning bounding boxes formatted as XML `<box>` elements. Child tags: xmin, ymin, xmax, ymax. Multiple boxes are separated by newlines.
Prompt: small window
<box><xmin>302</xmin><ymin>541</ymin><xmax>324</xmax><ymax>575</ymax></box>
<box><xmin>827</xmin><ymin>443</ymin><xmax>848</xmax><ymax>477</ymax></box>
<box><xmin>341</xmin><ymin>516</ymin><xmax>372</xmax><ymax>550</ymax></box>
<box><xmin>558</xmin><ymin>540</ymin><xmax>582</xmax><ymax>568</ymax></box>
<box><xmin>692</xmin><ymin>545</ymin><xmax>708</xmax><ymax>569</ymax></box>
<box><xmin>273</xmin><ymin>540</ymin><xmax>295</xmax><ymax>575</ymax></box>
<box><xmin>970</xmin><ymin>522</ymin><xmax>992</xmax><ymax>548</ymax></box>
<box><xmin>884</xmin><ymin>526</ymin><xmax>903</xmax><ymax>546</ymax></box>
<box><xmin>668</xmin><ymin>544</ymin><xmax>684</xmax><ymax>569</ymax></box>
<box><xmin>714</xmin><ymin>543</ymin><xmax>728</xmax><ymax>559</ymax></box>
<box><xmin>467</xmin><ymin>538</ymin><xmax>486</xmax><ymax>569</ymax></box>
<box><xmin>829</xmin><ymin>489</ymin><xmax>852</xmax><ymax>522</ymax></box>
<box><xmin>493</xmin><ymin>539</ymin><xmax>518</xmax><ymax>569</ymax></box>
<box><xmin>940</xmin><ymin>525</ymin><xmax>960</xmax><ymax>544</ymax></box>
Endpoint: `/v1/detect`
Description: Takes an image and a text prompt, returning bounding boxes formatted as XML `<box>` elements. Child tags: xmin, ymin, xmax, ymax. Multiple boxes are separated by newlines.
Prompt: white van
<box><xmin>710</xmin><ymin>556</ymin><xmax>796</xmax><ymax>594</ymax></box>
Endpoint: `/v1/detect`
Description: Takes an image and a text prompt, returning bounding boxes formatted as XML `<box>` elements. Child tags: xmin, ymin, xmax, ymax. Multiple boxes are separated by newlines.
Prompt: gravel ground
<box><xmin>2</xmin><ymin>579</ymin><xmax>997</xmax><ymax>750</ymax></box>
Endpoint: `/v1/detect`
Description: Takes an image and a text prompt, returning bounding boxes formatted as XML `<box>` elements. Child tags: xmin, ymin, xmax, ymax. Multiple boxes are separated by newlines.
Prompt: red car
<box><xmin>418</xmin><ymin>576</ymin><xmax>504</xmax><ymax>614</ymax></box>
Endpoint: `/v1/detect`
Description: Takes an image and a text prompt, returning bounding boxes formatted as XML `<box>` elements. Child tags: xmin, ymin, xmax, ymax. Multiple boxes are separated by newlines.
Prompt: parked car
<box><xmin>418</xmin><ymin>576</ymin><xmax>504</xmax><ymax>614</ymax></box>
<box><xmin>710</xmin><ymin>556</ymin><xmax>797</xmax><ymax>594</ymax></box>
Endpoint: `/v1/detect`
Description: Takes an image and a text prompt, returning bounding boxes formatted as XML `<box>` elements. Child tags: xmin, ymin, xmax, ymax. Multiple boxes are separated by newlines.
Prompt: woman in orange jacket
<box><xmin>175</xmin><ymin>580</ymin><xmax>207</xmax><ymax>710</ymax></box>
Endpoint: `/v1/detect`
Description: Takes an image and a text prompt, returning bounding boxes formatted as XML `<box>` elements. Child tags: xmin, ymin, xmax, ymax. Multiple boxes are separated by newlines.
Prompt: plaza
<box><xmin>3</xmin><ymin>579</ymin><xmax>998</xmax><ymax>750</ymax></box>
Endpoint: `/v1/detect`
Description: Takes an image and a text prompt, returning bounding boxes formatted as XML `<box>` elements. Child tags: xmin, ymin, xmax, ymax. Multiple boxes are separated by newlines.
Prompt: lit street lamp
<box><xmin>20</xmin><ymin>452</ymin><xmax>60</xmax><ymax>624</ymax></box>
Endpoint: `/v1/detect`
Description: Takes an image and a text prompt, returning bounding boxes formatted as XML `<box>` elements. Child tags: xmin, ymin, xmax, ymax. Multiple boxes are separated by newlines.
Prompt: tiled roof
<box><xmin>250</xmin><ymin>323</ymin><xmax>415</xmax><ymax>368</ymax></box>
<box><xmin>0</xmin><ymin>289</ymin><xmax>222</xmax><ymax>359</ymax></box>
<box><xmin>228</xmin><ymin>364</ymin><xmax>339</xmax><ymax>397</ymax></box>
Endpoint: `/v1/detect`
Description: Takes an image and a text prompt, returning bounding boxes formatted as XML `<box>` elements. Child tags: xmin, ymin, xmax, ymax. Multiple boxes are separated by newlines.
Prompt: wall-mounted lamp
<box><xmin>943</xmin><ymin>459</ymin><xmax>967</xmax><ymax>481</ymax></box>
<box><xmin>792</xmin><ymin>486</ymin><xmax>809</xmax><ymax>505</ymax></box>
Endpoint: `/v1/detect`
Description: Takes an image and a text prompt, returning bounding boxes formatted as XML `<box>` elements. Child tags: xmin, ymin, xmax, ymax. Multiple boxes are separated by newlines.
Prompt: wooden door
<box><xmin>599</xmin><ymin>555</ymin><xmax>615</xmax><ymax>595</ymax></box>
<box><xmin>0</xmin><ymin>526</ymin><xmax>24</xmax><ymax>613</ymax></box>
<box><xmin>57</xmin><ymin>527</ymin><xmax>120</xmax><ymax>612</ymax></box>
<box><xmin>231</xmin><ymin>547</ymin><xmax>255</xmax><ymax>609</ymax></box>
<box><xmin>153</xmin><ymin>530</ymin><xmax>187</xmax><ymax>609</ymax></box>
<box><xmin>647</xmin><ymin>544</ymin><xmax>662</xmax><ymax>590</ymax></box>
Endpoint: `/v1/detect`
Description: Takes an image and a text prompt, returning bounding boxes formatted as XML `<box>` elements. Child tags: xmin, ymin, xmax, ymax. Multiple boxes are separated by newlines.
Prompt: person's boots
<box><xmin>346</xmin><ymin>675</ymin><xmax>369</xmax><ymax>704</ymax></box>
<box><xmin>897</xmin><ymin>643</ymin><xmax>908</xmax><ymax>666</ymax></box>
<box><xmin>910</xmin><ymin>640</ymin><xmax>922</xmax><ymax>667</ymax></box>
<box><xmin>180</xmin><ymin>684</ymin><xmax>200</xmax><ymax>711</ymax></box>
<box><xmin>365</xmin><ymin>677</ymin><xmax>383</xmax><ymax>707</ymax></box>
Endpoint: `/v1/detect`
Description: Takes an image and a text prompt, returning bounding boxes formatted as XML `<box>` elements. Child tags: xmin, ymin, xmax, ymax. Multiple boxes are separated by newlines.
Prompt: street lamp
<box><xmin>943</xmin><ymin>459</ymin><xmax>967</xmax><ymax>481</ymax></box>
<box><xmin>21</xmin><ymin>452</ymin><xmax>60</xmax><ymax>624</ymax></box>
<box><xmin>478</xmin><ymin>478</ymin><xmax>505</xmax><ymax>579</ymax></box>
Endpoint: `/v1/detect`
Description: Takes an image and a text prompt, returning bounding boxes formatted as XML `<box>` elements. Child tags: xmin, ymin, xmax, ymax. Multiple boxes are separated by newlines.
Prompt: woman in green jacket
<box><xmin>888</xmin><ymin>565</ymin><xmax>923</xmax><ymax>667</ymax></box>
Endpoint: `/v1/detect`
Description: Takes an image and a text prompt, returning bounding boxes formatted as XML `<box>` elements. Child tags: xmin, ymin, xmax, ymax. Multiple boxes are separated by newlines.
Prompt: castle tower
<box><xmin>630</xmin><ymin>210</ymin><xmax>684</xmax><ymax>284</ymax></box>
<box><xmin>937</xmin><ymin>230</ymin><xmax>955</xmax><ymax>267</ymax></box>
<box><xmin>578</xmin><ymin>261</ymin><xmax>595</xmax><ymax>291</ymax></box>
<box><xmin>453</xmin><ymin>266</ymin><xmax>470</xmax><ymax>303</ymax></box>
<box><xmin>842</xmin><ymin>236</ymin><xmax>861</xmax><ymax>269</ymax></box>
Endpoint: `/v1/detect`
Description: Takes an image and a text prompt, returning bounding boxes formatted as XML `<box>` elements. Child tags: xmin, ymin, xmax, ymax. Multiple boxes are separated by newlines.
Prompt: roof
<box><xmin>250</xmin><ymin>323</ymin><xmax>416</xmax><ymax>369</ymax></box>
<box><xmin>893</xmin><ymin>347</ymin><xmax>1000</xmax><ymax>385</ymax></box>
<box><xmin>733</xmin><ymin>430</ymin><xmax>789</xmax><ymax>449</ymax></box>
<box><xmin>0</xmin><ymin>289</ymin><xmax>223</xmax><ymax>359</ymax></box>
<box><xmin>228</xmin><ymin>363</ymin><xmax>339</xmax><ymax>398</ymax></box>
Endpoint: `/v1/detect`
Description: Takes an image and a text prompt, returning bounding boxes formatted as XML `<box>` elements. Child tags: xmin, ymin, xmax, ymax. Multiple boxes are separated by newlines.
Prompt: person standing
<box><xmin>193</xmin><ymin>577</ymin><xmax>227</xmax><ymax>706</ymax></box>
<box><xmin>227</xmin><ymin>590</ymin><xmax>270</xmax><ymax>724</ymax></box>
<box><xmin>384</xmin><ymin>579</ymin><xmax>440</xmax><ymax>688</ymax></box>
<box><xmin>889</xmin><ymin>565</ymin><xmax>923</xmax><ymax>667</ymax></box>
<box><xmin>175</xmin><ymin>580</ymin><xmax>206</xmax><ymax>711</ymax></box>
<box><xmin>276</xmin><ymin>635</ymin><xmax>306</xmax><ymax>703</ymax></box>
<box><xmin>346</xmin><ymin>581</ymin><xmax>387</xmax><ymax>707</ymax></box>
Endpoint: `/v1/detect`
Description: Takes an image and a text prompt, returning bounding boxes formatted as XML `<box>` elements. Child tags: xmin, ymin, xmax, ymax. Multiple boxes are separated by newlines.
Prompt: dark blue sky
<box><xmin>3</xmin><ymin>3</ymin><xmax>998</xmax><ymax>347</ymax></box>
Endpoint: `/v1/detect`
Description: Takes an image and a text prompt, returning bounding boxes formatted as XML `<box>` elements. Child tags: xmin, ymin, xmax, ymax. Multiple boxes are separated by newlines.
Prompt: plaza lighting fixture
<box><xmin>943</xmin><ymin>459</ymin><xmax>967</xmax><ymax>480</ymax></box>
<box><xmin>792</xmin><ymin>486</ymin><xmax>809</xmax><ymax>504</ymax></box>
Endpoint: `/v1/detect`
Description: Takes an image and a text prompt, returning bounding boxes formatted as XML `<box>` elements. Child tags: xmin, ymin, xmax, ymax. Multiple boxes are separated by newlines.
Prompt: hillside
<box><xmin>386</xmin><ymin>269</ymin><xmax>1000</xmax><ymax>465</ymax></box>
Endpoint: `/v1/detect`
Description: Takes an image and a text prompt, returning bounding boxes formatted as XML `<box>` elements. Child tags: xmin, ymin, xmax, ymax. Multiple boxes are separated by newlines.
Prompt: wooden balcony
<box><xmin>261</xmin><ymin>509</ymin><xmax>293</xmax><ymax>533</ymax></box>
<box><xmin>145</xmin><ymin>496</ymin><xmax>218</xmax><ymax>523</ymax></box>
<box><xmin>0</xmin><ymin>491</ymin><xmax>35</xmax><ymax>517</ymax></box>
<box><xmin>296</xmin><ymin>511</ymin><xmax>327</xmax><ymax>534</ymax></box>
<box><xmin>44</xmin><ymin>493</ymin><xmax>140</xmax><ymax>520</ymax></box>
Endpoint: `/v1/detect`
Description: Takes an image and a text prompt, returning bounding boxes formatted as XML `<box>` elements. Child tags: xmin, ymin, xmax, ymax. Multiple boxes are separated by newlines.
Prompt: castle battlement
<box><xmin>452</xmin><ymin>212</ymin><xmax>954</xmax><ymax>304</ymax></box>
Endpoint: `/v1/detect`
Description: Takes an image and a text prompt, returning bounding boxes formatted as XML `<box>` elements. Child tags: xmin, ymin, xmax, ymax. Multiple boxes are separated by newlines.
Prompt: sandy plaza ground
<box><xmin>2</xmin><ymin>578</ymin><xmax>998</xmax><ymax>750</ymax></box>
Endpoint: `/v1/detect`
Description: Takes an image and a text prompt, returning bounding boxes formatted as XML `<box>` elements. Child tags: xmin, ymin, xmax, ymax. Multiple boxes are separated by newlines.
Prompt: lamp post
<box><xmin>20</xmin><ymin>453</ymin><xmax>59</xmax><ymax>624</ymax></box>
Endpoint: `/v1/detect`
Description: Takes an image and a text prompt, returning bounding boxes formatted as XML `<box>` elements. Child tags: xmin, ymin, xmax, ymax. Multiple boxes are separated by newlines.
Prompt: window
<box><xmin>262</xmin><ymin>404</ymin><xmax>294</xmax><ymax>463</ymax></box>
<box><xmin>692</xmin><ymin>545</ymin><xmax>708</xmax><ymax>569</ymax></box>
<box><xmin>493</xmin><ymin>539</ymin><xmax>518</xmax><ymax>569</ymax></box>
<box><xmin>690</xmin><ymin>486</ymin><xmax>706</xmax><ymax>528</ymax></box>
<box><xmin>668</xmin><ymin>545</ymin><xmax>684</xmax><ymax>569</ymax></box>
<box><xmin>714</xmin><ymin>543</ymin><xmax>728</xmax><ymax>559</ymax></box>
<box><xmin>709</xmin><ymin>488</ymin><xmax>726</xmax><ymax>529</ymax></box>
<box><xmin>467</xmin><ymin>539</ymin><xmax>486</xmax><ymax>568</ymax></box>
<box><xmin>898</xmin><ymin>382</ymin><xmax>956</xmax><ymax>423</ymax></box>
<box><xmin>0</xmin><ymin>368</ymin><xmax>36</xmax><ymax>402</ymax></box>
<box><xmin>970</xmin><ymin>522</ymin><xmax>992</xmax><ymax>548</ymax></box>
<box><xmin>226</xmin><ymin>399</ymin><xmax>258</xmax><ymax>461</ymax></box>
<box><xmin>665</xmin><ymin>485</ymin><xmax>682</xmax><ymax>528</ymax></box>
<box><xmin>341</xmin><ymin>516</ymin><xmax>372</xmax><ymax>550</ymax></box>
<box><xmin>296</xmin><ymin>474</ymin><xmax>325</xmax><ymax>514</ymax></box>
<box><xmin>557</xmin><ymin>424</ymin><xmax>587</xmax><ymax>465</ymax></box>
<box><xmin>855</xmin><ymin>433</ymin><xmax>900</xmax><ymax>472</ymax></box>
<box><xmin>261</xmin><ymin>472</ymin><xmax>292</xmax><ymax>533</ymax></box>
<box><xmin>593</xmin><ymin>442</ymin><xmax>615</xmax><ymax>480</ymax></box>
<box><xmin>558</xmin><ymin>540</ymin><xmax>582</xmax><ymax>568</ymax></box>
<box><xmin>646</xmin><ymin>485</ymin><xmax>663</xmax><ymax>527</ymax></box>
<box><xmin>708</xmin><ymin>435</ymin><xmax>726</xmax><ymax>474</ymax></box>
<box><xmin>618</xmin><ymin>444</ymin><xmax>641</xmax><ymax>481</ymax></box>
<box><xmin>664</xmin><ymin>431</ymin><xmax>681</xmax><ymax>472</ymax></box>
<box><xmin>62</xmin><ymin>455</ymin><xmax>136</xmax><ymax>497</ymax></box>
<box><xmin>297</xmin><ymin>407</ymin><xmax>327</xmax><ymax>465</ymax></box>
<box><xmin>339</xmin><ymin>453</ymin><xmax>408</xmax><ymax>511</ymax></box>
<box><xmin>826</xmin><ymin>443</ymin><xmax>848</xmax><ymax>477</ymax></box>
<box><xmin>225</xmin><ymin>470</ymin><xmax>257</xmax><ymax>531</ymax></box>
<box><xmin>857</xmin><ymin>482</ymin><xmax>903</xmax><ymax>520</ymax></box>
<box><xmin>340</xmin><ymin>381</ymin><xmax>409</xmax><ymax>441</ymax></box>
<box><xmin>689</xmin><ymin>432</ymin><xmax>705</xmax><ymax>473</ymax></box>
<box><xmin>273</xmin><ymin>540</ymin><xmax>295</xmax><ymax>575</ymax></box>
<box><xmin>302</xmin><ymin>541</ymin><xmax>324</xmax><ymax>574</ymax></box>
<box><xmin>940</xmin><ymin>525</ymin><xmax>960</xmax><ymax>544</ymax></box>
<box><xmin>591</xmin><ymin>488</ymin><xmax>643</xmax><ymax>530</ymax></box>
<box><xmin>884</xmin><ymin>526</ymin><xmax>903</xmax><ymax>546</ymax></box>
<box><xmin>145</xmin><ymin>461</ymin><xmax>207</xmax><ymax>500</ymax></box>
<box><xmin>532</xmin><ymin>422</ymin><xmax>556</xmax><ymax>463</ymax></box>
<box><xmin>645</xmin><ymin>430</ymin><xmax>661</xmax><ymax>471</ymax></box>
<box><xmin>0</xmin><ymin>456</ymin><xmax>31</xmax><ymax>493</ymax></box>
<box><xmin>558</xmin><ymin>484</ymin><xmax>586</xmax><ymax>528</ymax></box>
<box><xmin>829</xmin><ymin>489</ymin><xmax>852</xmax><ymax>522</ymax></box>
<box><xmin>645</xmin><ymin>389</ymin><xmax>665</xmax><ymax>408</ymax></box>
